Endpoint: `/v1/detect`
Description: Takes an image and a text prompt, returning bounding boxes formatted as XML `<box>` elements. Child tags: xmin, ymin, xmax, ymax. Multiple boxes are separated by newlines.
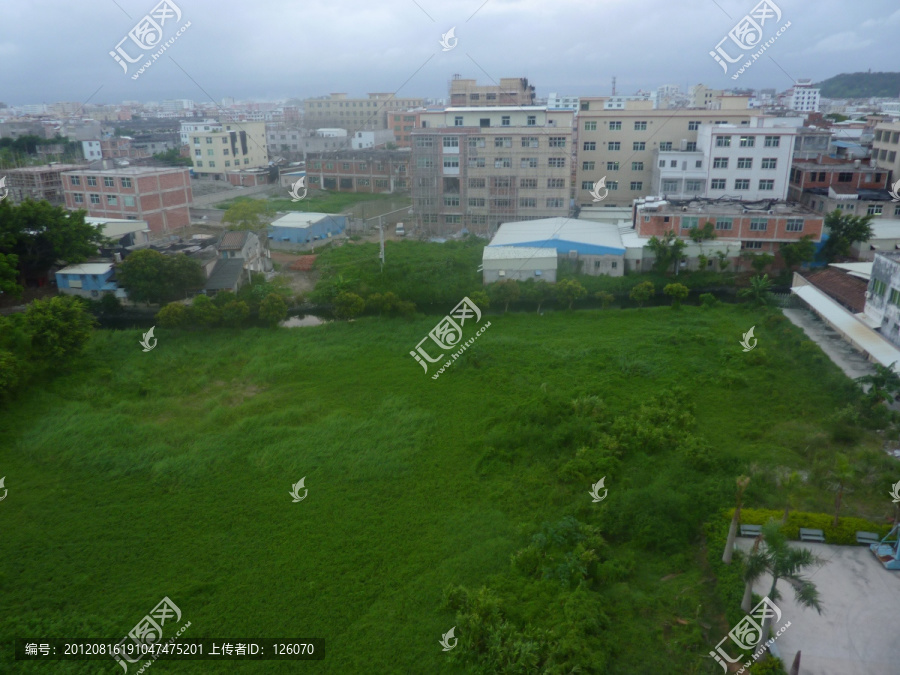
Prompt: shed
<box><xmin>482</xmin><ymin>246</ymin><xmax>557</xmax><ymax>284</ymax></box>
<box><xmin>268</xmin><ymin>212</ymin><xmax>346</xmax><ymax>245</ymax></box>
<box><xmin>204</xmin><ymin>258</ymin><xmax>246</xmax><ymax>294</ymax></box>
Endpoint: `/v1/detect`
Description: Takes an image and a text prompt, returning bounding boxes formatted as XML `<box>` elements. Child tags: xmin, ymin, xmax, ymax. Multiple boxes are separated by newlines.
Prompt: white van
<box><xmin>395</xmin><ymin>223</ymin><xmax>405</xmax><ymax>236</ymax></box>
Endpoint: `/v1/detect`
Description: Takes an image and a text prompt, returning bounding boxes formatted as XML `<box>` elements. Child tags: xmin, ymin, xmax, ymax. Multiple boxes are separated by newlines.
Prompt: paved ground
<box><xmin>783</xmin><ymin>308</ymin><xmax>877</xmax><ymax>381</ymax></box>
<box><xmin>735</xmin><ymin>538</ymin><xmax>900</xmax><ymax>675</ymax></box>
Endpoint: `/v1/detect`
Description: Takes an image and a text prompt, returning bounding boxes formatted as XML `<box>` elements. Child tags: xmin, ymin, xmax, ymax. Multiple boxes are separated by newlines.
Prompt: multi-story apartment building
<box><xmin>650</xmin><ymin>118</ymin><xmax>800</xmax><ymax>201</ymax></box>
<box><xmin>789</xmin><ymin>157</ymin><xmax>898</xmax><ymax>219</ymax></box>
<box><xmin>179</xmin><ymin>119</ymin><xmax>221</xmax><ymax>146</ymax></box>
<box><xmin>793</xmin><ymin>126</ymin><xmax>832</xmax><ymax>160</ymax></box>
<box><xmin>863</xmin><ymin>252</ymin><xmax>900</xmax><ymax>347</ymax></box>
<box><xmin>410</xmin><ymin>107</ymin><xmax>575</xmax><ymax>235</ymax></box>
<box><xmin>302</xmin><ymin>93</ymin><xmax>424</xmax><ymax>132</ymax></box>
<box><xmin>688</xmin><ymin>85</ymin><xmax>725</xmax><ymax>109</ymax></box>
<box><xmin>634</xmin><ymin>198</ymin><xmax>824</xmax><ymax>271</ymax></box>
<box><xmin>873</xmin><ymin>121</ymin><xmax>900</xmax><ymax>184</ymax></box>
<box><xmin>547</xmin><ymin>93</ymin><xmax>580</xmax><ymax>110</ymax></box>
<box><xmin>575</xmin><ymin>96</ymin><xmax>758</xmax><ymax>207</ymax></box>
<box><xmin>786</xmin><ymin>80</ymin><xmax>820</xmax><ymax>113</ymax></box>
<box><xmin>189</xmin><ymin>122</ymin><xmax>268</xmax><ymax>179</ymax></box>
<box><xmin>305</xmin><ymin>150</ymin><xmax>410</xmax><ymax>194</ymax></box>
<box><xmin>61</xmin><ymin>166</ymin><xmax>193</xmax><ymax>234</ymax></box>
<box><xmin>387</xmin><ymin>110</ymin><xmax>426</xmax><ymax>148</ymax></box>
<box><xmin>448</xmin><ymin>76</ymin><xmax>536</xmax><ymax>107</ymax></box>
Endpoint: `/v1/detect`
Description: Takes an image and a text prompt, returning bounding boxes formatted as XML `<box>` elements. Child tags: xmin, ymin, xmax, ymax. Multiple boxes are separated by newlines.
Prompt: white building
<box><xmin>547</xmin><ymin>93</ymin><xmax>580</xmax><ymax>110</ymax></box>
<box><xmin>482</xmin><ymin>246</ymin><xmax>558</xmax><ymax>283</ymax></box>
<box><xmin>82</xmin><ymin>140</ymin><xmax>102</xmax><ymax>161</ymax></box>
<box><xmin>650</xmin><ymin>117</ymin><xmax>800</xmax><ymax>201</ymax></box>
<box><xmin>179</xmin><ymin>119</ymin><xmax>221</xmax><ymax>146</ymax></box>
<box><xmin>788</xmin><ymin>80</ymin><xmax>820</xmax><ymax>113</ymax></box>
<box><xmin>351</xmin><ymin>129</ymin><xmax>394</xmax><ymax>149</ymax></box>
<box><xmin>316</xmin><ymin>128</ymin><xmax>348</xmax><ymax>138</ymax></box>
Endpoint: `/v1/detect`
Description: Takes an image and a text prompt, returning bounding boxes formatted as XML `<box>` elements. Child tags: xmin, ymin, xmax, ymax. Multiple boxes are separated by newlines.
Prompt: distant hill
<box><xmin>816</xmin><ymin>72</ymin><xmax>900</xmax><ymax>99</ymax></box>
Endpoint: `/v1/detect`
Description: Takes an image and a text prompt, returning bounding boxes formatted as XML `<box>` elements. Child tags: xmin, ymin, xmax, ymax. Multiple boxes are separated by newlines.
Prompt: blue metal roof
<box><xmin>490</xmin><ymin>239</ymin><xmax>625</xmax><ymax>256</ymax></box>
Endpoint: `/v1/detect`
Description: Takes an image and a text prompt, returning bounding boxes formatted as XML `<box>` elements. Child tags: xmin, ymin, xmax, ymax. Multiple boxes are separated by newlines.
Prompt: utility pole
<box><xmin>379</xmin><ymin>215</ymin><xmax>384</xmax><ymax>273</ymax></box>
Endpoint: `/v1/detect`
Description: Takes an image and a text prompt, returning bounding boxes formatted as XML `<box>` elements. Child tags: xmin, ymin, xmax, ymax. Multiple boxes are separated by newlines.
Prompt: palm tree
<box><xmin>776</xmin><ymin>469</ymin><xmax>803</xmax><ymax>524</ymax></box>
<box><xmin>738</xmin><ymin>274</ymin><xmax>775</xmax><ymax>307</ymax></box>
<box><xmin>723</xmin><ymin>475</ymin><xmax>751</xmax><ymax>564</ymax></box>
<box><xmin>855</xmin><ymin>362</ymin><xmax>900</xmax><ymax>407</ymax></box>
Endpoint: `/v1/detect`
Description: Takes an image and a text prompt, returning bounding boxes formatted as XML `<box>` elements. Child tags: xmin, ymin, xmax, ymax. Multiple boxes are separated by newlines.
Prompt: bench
<box><xmin>856</xmin><ymin>531</ymin><xmax>881</xmax><ymax>546</ymax></box>
<box><xmin>740</xmin><ymin>524</ymin><xmax>762</xmax><ymax>537</ymax></box>
<box><xmin>799</xmin><ymin>528</ymin><xmax>826</xmax><ymax>543</ymax></box>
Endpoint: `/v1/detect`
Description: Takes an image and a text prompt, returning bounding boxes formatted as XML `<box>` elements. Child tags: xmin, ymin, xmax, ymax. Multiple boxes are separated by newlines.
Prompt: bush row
<box><xmin>728</xmin><ymin>508</ymin><xmax>892</xmax><ymax>546</ymax></box>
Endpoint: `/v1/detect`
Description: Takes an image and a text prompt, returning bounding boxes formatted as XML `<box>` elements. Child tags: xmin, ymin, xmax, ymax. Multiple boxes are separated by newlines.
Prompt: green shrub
<box><xmin>726</xmin><ymin>508</ymin><xmax>892</xmax><ymax>545</ymax></box>
<box><xmin>259</xmin><ymin>293</ymin><xmax>288</xmax><ymax>326</ymax></box>
<box><xmin>189</xmin><ymin>294</ymin><xmax>221</xmax><ymax>328</ymax></box>
<box><xmin>155</xmin><ymin>302</ymin><xmax>188</xmax><ymax>329</ymax></box>
<box><xmin>699</xmin><ymin>292</ymin><xmax>718</xmax><ymax>308</ymax></box>
<box><xmin>221</xmin><ymin>300</ymin><xmax>250</xmax><ymax>327</ymax></box>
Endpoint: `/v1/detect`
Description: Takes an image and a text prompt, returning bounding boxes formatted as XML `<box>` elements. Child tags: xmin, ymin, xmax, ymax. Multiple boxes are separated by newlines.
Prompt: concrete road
<box><xmin>783</xmin><ymin>308</ymin><xmax>877</xmax><ymax>381</ymax></box>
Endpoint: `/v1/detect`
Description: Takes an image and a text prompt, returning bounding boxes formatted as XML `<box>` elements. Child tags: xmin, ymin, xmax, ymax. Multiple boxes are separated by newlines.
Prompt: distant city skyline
<box><xmin>2</xmin><ymin>0</ymin><xmax>899</xmax><ymax>107</ymax></box>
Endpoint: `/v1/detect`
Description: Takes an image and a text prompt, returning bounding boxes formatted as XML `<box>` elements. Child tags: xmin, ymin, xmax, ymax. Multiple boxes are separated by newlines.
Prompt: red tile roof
<box><xmin>802</xmin><ymin>267</ymin><xmax>868</xmax><ymax>313</ymax></box>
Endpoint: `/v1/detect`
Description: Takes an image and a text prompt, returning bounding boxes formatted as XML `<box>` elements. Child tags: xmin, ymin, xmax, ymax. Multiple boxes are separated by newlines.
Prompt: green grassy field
<box><xmin>215</xmin><ymin>191</ymin><xmax>402</xmax><ymax>214</ymax></box>
<box><xmin>0</xmin><ymin>305</ymin><xmax>888</xmax><ymax>673</ymax></box>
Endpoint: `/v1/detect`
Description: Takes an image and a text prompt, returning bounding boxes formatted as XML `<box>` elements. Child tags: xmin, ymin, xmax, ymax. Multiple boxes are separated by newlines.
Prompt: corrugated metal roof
<box><xmin>489</xmin><ymin>218</ymin><xmax>625</xmax><ymax>255</ymax></box>
<box><xmin>218</xmin><ymin>231</ymin><xmax>249</xmax><ymax>250</ymax></box>
<box><xmin>270</xmin><ymin>212</ymin><xmax>334</xmax><ymax>229</ymax></box>
<box><xmin>482</xmin><ymin>246</ymin><xmax>557</xmax><ymax>261</ymax></box>
<box><xmin>204</xmin><ymin>258</ymin><xmax>244</xmax><ymax>291</ymax></box>
<box><xmin>56</xmin><ymin>263</ymin><xmax>113</xmax><ymax>275</ymax></box>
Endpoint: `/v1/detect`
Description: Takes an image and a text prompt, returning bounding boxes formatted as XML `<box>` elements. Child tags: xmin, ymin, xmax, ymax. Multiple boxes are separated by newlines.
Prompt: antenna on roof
<box><xmin>612</xmin><ymin>76</ymin><xmax>617</xmax><ymax>96</ymax></box>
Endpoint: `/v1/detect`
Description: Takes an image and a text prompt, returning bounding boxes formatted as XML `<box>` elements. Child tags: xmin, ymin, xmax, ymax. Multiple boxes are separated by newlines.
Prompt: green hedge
<box><xmin>726</xmin><ymin>508</ymin><xmax>892</xmax><ymax>546</ymax></box>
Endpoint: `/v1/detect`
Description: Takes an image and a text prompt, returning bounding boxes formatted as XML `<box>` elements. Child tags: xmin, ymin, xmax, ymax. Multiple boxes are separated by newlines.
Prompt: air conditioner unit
<box><xmin>767</xmin><ymin>210</ymin><xmax>774</xmax><ymax>214</ymax></box>
<box><xmin>742</xmin><ymin>209</ymin><xmax>749</xmax><ymax>214</ymax></box>
<box><xmin>682</xmin><ymin>206</ymin><xmax>688</xmax><ymax>212</ymax></box>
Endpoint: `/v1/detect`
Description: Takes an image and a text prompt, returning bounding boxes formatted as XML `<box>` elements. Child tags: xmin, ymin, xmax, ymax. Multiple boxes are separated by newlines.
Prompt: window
<box><xmin>494</xmin><ymin>137</ymin><xmax>512</xmax><ymax>148</ymax></box>
<box><xmin>837</xmin><ymin>172</ymin><xmax>853</xmax><ymax>182</ymax></box>
<box><xmin>414</xmin><ymin>137</ymin><xmax>433</xmax><ymax>148</ymax></box>
<box><xmin>547</xmin><ymin>178</ymin><xmax>565</xmax><ymax>189</ymax></box>
<box><xmin>325</xmin><ymin>163</ymin><xmax>333</xmax><ymax>170</ymax></box>
<box><xmin>634</xmin><ymin>121</ymin><xmax>647</xmax><ymax>131</ymax></box>
<box><xmin>764</xmin><ymin>135</ymin><xmax>780</xmax><ymax>147</ymax></box>
<box><xmin>521</xmin><ymin>137</ymin><xmax>539</xmax><ymax>148</ymax></box>
<box><xmin>715</xmin><ymin>217</ymin><xmax>733</xmax><ymax>230</ymax></box>
<box><xmin>527</xmin><ymin>115</ymin><xmax>536</xmax><ymax>126</ymax></box>
<box><xmin>872</xmin><ymin>279</ymin><xmax>887</xmax><ymax>297</ymax></box>
<box><xmin>454</xmin><ymin>116</ymin><xmax>463</xmax><ymax>126</ymax></box>
<box><xmin>548</xmin><ymin>157</ymin><xmax>566</xmax><ymax>168</ymax></box>
<box><xmin>744</xmin><ymin>241</ymin><xmax>763</xmax><ymax>249</ymax></box>
<box><xmin>583</xmin><ymin>161</ymin><xmax>595</xmax><ymax>171</ymax></box>
<box><xmin>101</xmin><ymin>176</ymin><xmax>113</xmax><ymax>188</ymax></box>
<box><xmin>90</xmin><ymin>194</ymin><xmax>100</xmax><ymax>204</ymax></box>
<box><xmin>633</xmin><ymin>142</ymin><xmax>646</xmax><ymax>151</ymax></box>
<box><xmin>632</xmin><ymin>161</ymin><xmax>643</xmax><ymax>171</ymax></box>
<box><xmin>468</xmin><ymin>178</ymin><xmax>486</xmax><ymax>188</ymax></box>
<box><xmin>519</xmin><ymin>197</ymin><xmax>537</xmax><ymax>207</ymax></box>
<box><xmin>501</xmin><ymin>116</ymin><xmax>510</xmax><ymax>126</ymax></box>
<box><xmin>607</xmin><ymin>181</ymin><xmax>618</xmax><ymax>190</ymax></box>
<box><xmin>582</xmin><ymin>181</ymin><xmax>595</xmax><ymax>190</ymax></box>
<box><xmin>749</xmin><ymin>218</ymin><xmax>767</xmax><ymax>230</ymax></box>
<box><xmin>444</xmin><ymin>195</ymin><xmax>460</xmax><ymax>207</ymax></box>
<box><xmin>734</xmin><ymin>179</ymin><xmax>751</xmax><ymax>191</ymax></box>
<box><xmin>223</xmin><ymin>149</ymin><xmax>229</xmax><ymax>156</ymax></box>
<box><xmin>546</xmin><ymin>198</ymin><xmax>564</xmax><ymax>208</ymax></box>
<box><xmin>443</xmin><ymin>157</ymin><xmax>459</xmax><ymax>169</ymax></box>
<box><xmin>716</xmin><ymin>136</ymin><xmax>732</xmax><ymax>147</ymax></box>
<box><xmin>681</xmin><ymin>216</ymin><xmax>699</xmax><ymax>230</ymax></box>
<box><xmin>686</xmin><ymin>180</ymin><xmax>703</xmax><ymax>192</ymax></box>
<box><xmin>520</xmin><ymin>157</ymin><xmax>538</xmax><ymax>169</ymax></box>
<box><xmin>195</xmin><ymin>149</ymin><xmax>202</xmax><ymax>157</ymax></box>
<box><xmin>761</xmin><ymin>158</ymin><xmax>777</xmax><ymax>169</ymax></box>
<box><xmin>786</xmin><ymin>219</ymin><xmax>803</xmax><ymax>232</ymax></box>
<box><xmin>445</xmin><ymin>215</ymin><xmax>461</xmax><ymax>224</ymax></box>
<box><xmin>895</xmin><ymin>205</ymin><xmax>900</xmax><ymax>217</ymax></box>
<box><xmin>70</xmin><ymin>175</ymin><xmax>82</xmax><ymax>186</ymax></box>
<box><xmin>695</xmin><ymin>160</ymin><xmax>703</xmax><ymax>168</ymax></box>
<box><xmin>609</xmin><ymin>121</ymin><xmax>622</xmax><ymax>130</ymax></box>
<box><xmin>818</xmin><ymin>172</ymin><xmax>825</xmax><ymax>182</ymax></box>
<box><xmin>891</xmin><ymin>289</ymin><xmax>900</xmax><ymax>306</ymax></box>
<box><xmin>468</xmin><ymin>157</ymin><xmax>485</xmax><ymax>168</ymax></box>
<box><xmin>630</xmin><ymin>181</ymin><xmax>643</xmax><ymax>190</ymax></box>
<box><xmin>737</xmin><ymin>158</ymin><xmax>753</xmax><ymax>169</ymax></box>
<box><xmin>224</xmin><ymin>161</ymin><xmax>231</xmax><ymax>167</ymax></box>
<box><xmin>443</xmin><ymin>136</ymin><xmax>459</xmax><ymax>148</ymax></box>
<box><xmin>196</xmin><ymin>161</ymin><xmax>203</xmax><ymax>167</ymax></box>
<box><xmin>686</xmin><ymin>142</ymin><xmax>697</xmax><ymax>151</ymax></box>
<box><xmin>670</xmin><ymin>160</ymin><xmax>677</xmax><ymax>168</ymax></box>
<box><xmin>759</xmin><ymin>180</ymin><xmax>775</xmax><ymax>191</ymax></box>
<box><xmin>209</xmin><ymin>161</ymin><xmax>216</xmax><ymax>167</ymax></box>
<box><xmin>468</xmin><ymin>137</ymin><xmax>485</xmax><ymax>148</ymax></box>
<box><xmin>662</xmin><ymin>180</ymin><xmax>679</xmax><ymax>192</ymax></box>
<box><xmin>584</xmin><ymin>121</ymin><xmax>597</xmax><ymax>131</ymax></box>
<box><xmin>520</xmin><ymin>178</ymin><xmax>537</xmax><ymax>189</ymax></box>
<box><xmin>868</xmin><ymin>204</ymin><xmax>884</xmax><ymax>215</ymax></box>
<box><xmin>107</xmin><ymin>195</ymin><xmax>117</xmax><ymax>205</ymax></box>
<box><xmin>739</xmin><ymin>136</ymin><xmax>755</xmax><ymax>147</ymax></box>
<box><xmin>73</xmin><ymin>193</ymin><xmax>84</xmax><ymax>203</ymax></box>
<box><xmin>659</xmin><ymin>142</ymin><xmax>672</xmax><ymax>151</ymax></box>
<box><xmin>659</xmin><ymin>160</ymin><xmax>665</xmax><ymax>168</ymax></box>
<box><xmin>206</xmin><ymin>137</ymin><xmax>212</xmax><ymax>144</ymax></box>
<box><xmin>87</xmin><ymin>176</ymin><xmax>97</xmax><ymax>186</ymax></box>
<box><xmin>583</xmin><ymin>141</ymin><xmax>596</xmax><ymax>151</ymax></box>
<box><xmin>207</xmin><ymin>149</ymin><xmax>214</xmax><ymax>156</ymax></box>
<box><xmin>416</xmin><ymin>158</ymin><xmax>434</xmax><ymax>168</ymax></box>
<box><xmin>607</xmin><ymin>161</ymin><xmax>619</xmax><ymax>171</ymax></box>
<box><xmin>494</xmin><ymin>157</ymin><xmax>512</xmax><ymax>168</ymax></box>
<box><xmin>713</xmin><ymin>157</ymin><xmax>729</xmax><ymax>169</ymax></box>
<box><xmin>549</xmin><ymin>137</ymin><xmax>566</xmax><ymax>147</ymax></box>
<box><xmin>688</xmin><ymin>121</ymin><xmax>700</xmax><ymax>131</ymax></box>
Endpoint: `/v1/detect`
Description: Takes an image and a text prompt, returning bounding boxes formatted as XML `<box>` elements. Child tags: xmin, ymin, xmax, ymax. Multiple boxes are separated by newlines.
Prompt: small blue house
<box><xmin>268</xmin><ymin>212</ymin><xmax>346</xmax><ymax>245</ymax></box>
<box><xmin>55</xmin><ymin>263</ymin><xmax>123</xmax><ymax>299</ymax></box>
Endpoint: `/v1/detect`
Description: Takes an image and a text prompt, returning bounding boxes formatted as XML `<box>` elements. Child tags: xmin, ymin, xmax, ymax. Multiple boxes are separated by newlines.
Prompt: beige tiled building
<box><xmin>189</xmin><ymin>122</ymin><xmax>268</xmax><ymax>178</ymax></box>
<box><xmin>873</xmin><ymin>121</ymin><xmax>900</xmax><ymax>185</ymax></box>
<box><xmin>574</xmin><ymin>95</ymin><xmax>759</xmax><ymax>207</ymax></box>
<box><xmin>449</xmin><ymin>76</ymin><xmax>536</xmax><ymax>107</ymax></box>
<box><xmin>302</xmin><ymin>93</ymin><xmax>424</xmax><ymax>132</ymax></box>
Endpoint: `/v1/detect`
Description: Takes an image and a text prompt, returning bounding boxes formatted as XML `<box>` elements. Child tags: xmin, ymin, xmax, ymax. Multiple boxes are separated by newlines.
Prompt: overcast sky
<box><xmin>2</xmin><ymin>0</ymin><xmax>899</xmax><ymax>107</ymax></box>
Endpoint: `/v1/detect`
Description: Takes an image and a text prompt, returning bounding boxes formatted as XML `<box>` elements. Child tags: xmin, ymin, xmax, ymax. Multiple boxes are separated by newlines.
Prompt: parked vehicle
<box><xmin>395</xmin><ymin>223</ymin><xmax>405</xmax><ymax>236</ymax></box>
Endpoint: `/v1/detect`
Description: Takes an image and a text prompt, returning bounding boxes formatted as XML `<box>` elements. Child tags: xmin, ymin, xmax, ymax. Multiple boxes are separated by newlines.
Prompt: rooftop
<box><xmin>802</xmin><ymin>267</ymin><xmax>868</xmax><ymax>313</ymax></box>
<box><xmin>61</xmin><ymin>166</ymin><xmax>188</xmax><ymax>176</ymax></box>
<box><xmin>489</xmin><ymin>218</ymin><xmax>625</xmax><ymax>255</ymax></box>
<box><xmin>204</xmin><ymin>258</ymin><xmax>245</xmax><ymax>291</ymax></box>
<box><xmin>218</xmin><ymin>230</ymin><xmax>250</xmax><ymax>250</ymax></box>
<box><xmin>868</xmin><ymin>219</ymin><xmax>900</xmax><ymax>240</ymax></box>
<box><xmin>56</xmin><ymin>263</ymin><xmax>113</xmax><ymax>275</ymax></box>
<box><xmin>482</xmin><ymin>246</ymin><xmax>558</xmax><ymax>261</ymax></box>
<box><xmin>636</xmin><ymin>198</ymin><xmax>814</xmax><ymax>217</ymax></box>
<box><xmin>270</xmin><ymin>212</ymin><xmax>339</xmax><ymax>229</ymax></box>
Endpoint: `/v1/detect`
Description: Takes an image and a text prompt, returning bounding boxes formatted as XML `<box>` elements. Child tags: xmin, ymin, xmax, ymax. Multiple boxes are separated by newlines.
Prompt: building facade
<box><xmin>448</xmin><ymin>77</ymin><xmax>536</xmax><ymax>107</ymax></box>
<box><xmin>873</xmin><ymin>121</ymin><xmax>900</xmax><ymax>184</ymax></box>
<box><xmin>180</xmin><ymin>119</ymin><xmax>221</xmax><ymax>146</ymax></box>
<box><xmin>302</xmin><ymin>93</ymin><xmax>424</xmax><ymax>132</ymax></box>
<box><xmin>189</xmin><ymin>122</ymin><xmax>268</xmax><ymax>178</ymax></box>
<box><xmin>5</xmin><ymin>163</ymin><xmax>86</xmax><ymax>205</ymax></box>
<box><xmin>864</xmin><ymin>252</ymin><xmax>900</xmax><ymax>347</ymax></box>
<box><xmin>62</xmin><ymin>166</ymin><xmax>193</xmax><ymax>234</ymax></box>
<box><xmin>387</xmin><ymin>110</ymin><xmax>425</xmax><ymax>148</ymax></box>
<box><xmin>410</xmin><ymin>107</ymin><xmax>575</xmax><ymax>235</ymax></box>
<box><xmin>305</xmin><ymin>150</ymin><xmax>410</xmax><ymax>194</ymax></box>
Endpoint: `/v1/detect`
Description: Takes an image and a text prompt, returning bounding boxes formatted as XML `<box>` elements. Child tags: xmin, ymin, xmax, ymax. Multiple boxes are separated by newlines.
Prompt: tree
<box><xmin>156</xmin><ymin>302</ymin><xmax>189</xmax><ymax>329</ymax></box>
<box><xmin>739</xmin><ymin>274</ymin><xmax>775</xmax><ymax>307</ymax></box>
<box><xmin>555</xmin><ymin>278</ymin><xmax>587</xmax><ymax>310</ymax></box>
<box><xmin>99</xmin><ymin>293</ymin><xmax>123</xmax><ymax>315</ymax></box>
<box><xmin>780</xmin><ymin>235</ymin><xmax>816</xmax><ymax>273</ymax></box>
<box><xmin>24</xmin><ymin>295</ymin><xmax>96</xmax><ymax>365</ymax></box>
<box><xmin>117</xmin><ymin>250</ymin><xmax>204</xmax><ymax>305</ymax></box>
<box><xmin>723</xmin><ymin>476</ymin><xmax>751</xmax><ymax>564</ymax></box>
<box><xmin>189</xmin><ymin>294</ymin><xmax>221</xmax><ymax>328</ymax></box>
<box><xmin>646</xmin><ymin>231</ymin><xmax>686</xmax><ymax>275</ymax></box>
<box><xmin>777</xmin><ymin>469</ymin><xmax>803</xmax><ymax>524</ymax></box>
<box><xmin>221</xmin><ymin>300</ymin><xmax>250</xmax><ymax>327</ymax></box>
<box><xmin>829</xmin><ymin>453</ymin><xmax>855</xmax><ymax>527</ymax></box>
<box><xmin>152</xmin><ymin>147</ymin><xmax>193</xmax><ymax>167</ymax></box>
<box><xmin>595</xmin><ymin>290</ymin><xmax>615</xmax><ymax>309</ymax></box>
<box><xmin>663</xmin><ymin>282</ymin><xmax>689</xmax><ymax>308</ymax></box>
<box><xmin>0</xmin><ymin>252</ymin><xmax>22</xmax><ymax>298</ymax></box>
<box><xmin>520</xmin><ymin>279</ymin><xmax>553</xmax><ymax>313</ymax></box>
<box><xmin>742</xmin><ymin>252</ymin><xmax>776</xmax><ymax>275</ymax></box>
<box><xmin>742</xmin><ymin>522</ymin><xmax>824</xmax><ymax>647</ymax></box>
<box><xmin>855</xmin><ymin>362</ymin><xmax>900</xmax><ymax>408</ymax></box>
<box><xmin>716</xmin><ymin>250</ymin><xmax>731</xmax><ymax>271</ymax></box>
<box><xmin>689</xmin><ymin>223</ymin><xmax>717</xmax><ymax>262</ymax></box>
<box><xmin>334</xmin><ymin>291</ymin><xmax>365</xmax><ymax>319</ymax></box>
<box><xmin>488</xmin><ymin>279</ymin><xmax>520</xmax><ymax>313</ymax></box>
<box><xmin>468</xmin><ymin>291</ymin><xmax>490</xmax><ymax>312</ymax></box>
<box><xmin>259</xmin><ymin>293</ymin><xmax>288</xmax><ymax>326</ymax></box>
<box><xmin>167</xmin><ymin>253</ymin><xmax>206</xmax><ymax>299</ymax></box>
<box><xmin>820</xmin><ymin>211</ymin><xmax>875</xmax><ymax>262</ymax></box>
<box><xmin>223</xmin><ymin>199</ymin><xmax>269</xmax><ymax>231</ymax></box>
<box><xmin>629</xmin><ymin>281</ymin><xmax>655</xmax><ymax>308</ymax></box>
